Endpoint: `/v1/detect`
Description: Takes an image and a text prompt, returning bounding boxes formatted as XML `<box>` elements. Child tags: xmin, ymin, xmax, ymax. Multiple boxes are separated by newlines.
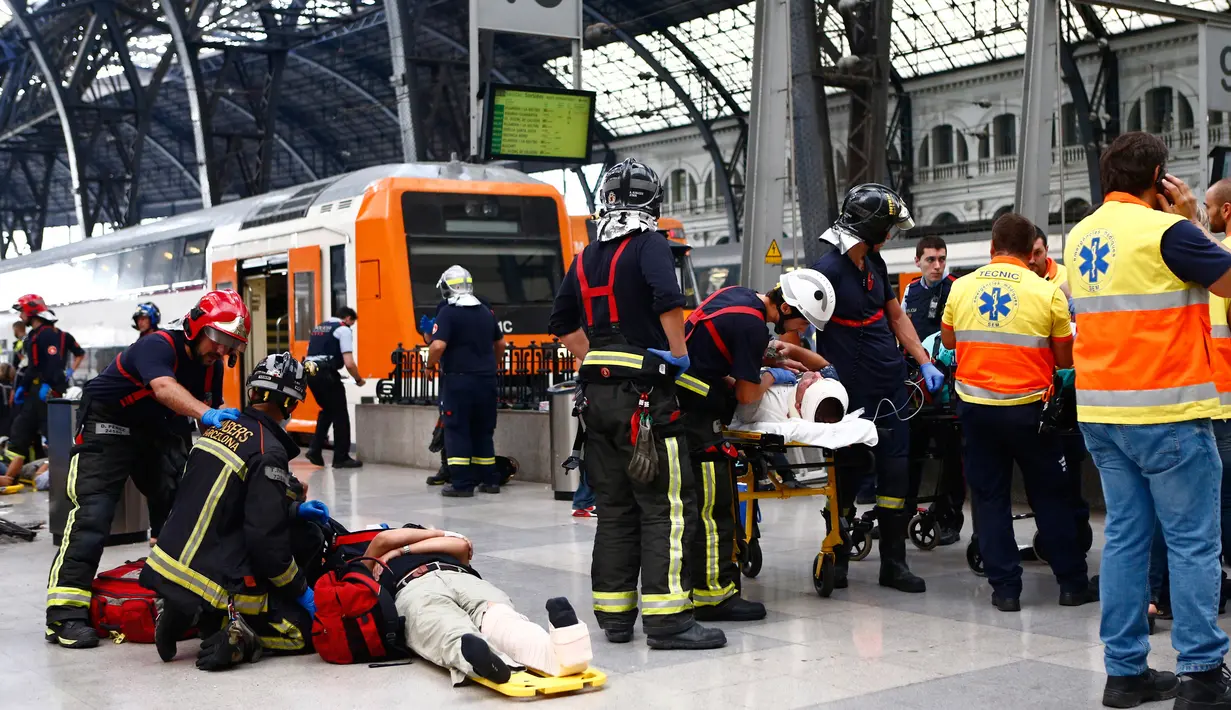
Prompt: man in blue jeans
<box><xmin>1066</xmin><ymin>132</ymin><xmax>1231</xmax><ymax>709</ymax></box>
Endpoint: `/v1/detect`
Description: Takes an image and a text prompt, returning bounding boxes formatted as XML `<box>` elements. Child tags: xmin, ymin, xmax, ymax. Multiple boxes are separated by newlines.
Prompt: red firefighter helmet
<box><xmin>12</xmin><ymin>294</ymin><xmax>55</xmax><ymax>323</ymax></box>
<box><xmin>183</xmin><ymin>290</ymin><xmax>251</xmax><ymax>355</ymax></box>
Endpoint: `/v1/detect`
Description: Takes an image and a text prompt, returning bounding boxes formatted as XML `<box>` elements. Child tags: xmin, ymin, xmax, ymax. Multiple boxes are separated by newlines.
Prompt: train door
<box><xmin>237</xmin><ymin>256</ymin><xmax>289</xmax><ymax>406</ymax></box>
<box><xmin>211</xmin><ymin>260</ymin><xmax>242</xmax><ymax>409</ymax></box>
<box><xmin>286</xmin><ymin>246</ymin><xmax>323</xmax><ymax>433</ymax></box>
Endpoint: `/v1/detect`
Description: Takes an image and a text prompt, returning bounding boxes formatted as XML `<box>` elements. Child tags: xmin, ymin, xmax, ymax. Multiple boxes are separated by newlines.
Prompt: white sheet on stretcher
<box><xmin>728</xmin><ymin>412</ymin><xmax>880</xmax><ymax>450</ymax></box>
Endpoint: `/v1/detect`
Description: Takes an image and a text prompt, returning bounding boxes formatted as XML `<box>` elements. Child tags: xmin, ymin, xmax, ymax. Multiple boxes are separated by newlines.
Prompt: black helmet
<box><xmin>132</xmin><ymin>302</ymin><xmax>161</xmax><ymax>330</ymax></box>
<box><xmin>598</xmin><ymin>158</ymin><xmax>663</xmax><ymax>217</ymax></box>
<box><xmin>247</xmin><ymin>352</ymin><xmax>307</xmax><ymax>415</ymax></box>
<box><xmin>834</xmin><ymin>183</ymin><xmax>915</xmax><ymax>246</ymax></box>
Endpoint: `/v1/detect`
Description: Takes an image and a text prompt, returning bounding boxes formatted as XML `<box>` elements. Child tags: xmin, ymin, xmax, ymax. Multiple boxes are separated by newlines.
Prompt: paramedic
<box><xmin>941</xmin><ymin>212</ymin><xmax>1094</xmax><ymax>612</ymax></box>
<box><xmin>678</xmin><ymin>270</ymin><xmax>835</xmax><ymax>620</ymax></box>
<box><xmin>304</xmin><ymin>306</ymin><xmax>364</xmax><ymax>469</ymax></box>
<box><xmin>548</xmin><ymin>158</ymin><xmax>724</xmax><ymax>650</ymax></box>
<box><xmin>812</xmin><ymin>183</ymin><xmax>943</xmax><ymax>594</ymax></box>
<box><xmin>143</xmin><ymin>352</ymin><xmax>327</xmax><ymax>670</ymax></box>
<box><xmin>44</xmin><ymin>290</ymin><xmax>243</xmax><ymax>649</ymax></box>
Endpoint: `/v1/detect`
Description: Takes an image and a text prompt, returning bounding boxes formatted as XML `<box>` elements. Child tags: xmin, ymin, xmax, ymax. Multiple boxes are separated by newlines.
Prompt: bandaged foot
<box><xmin>480</xmin><ymin>601</ymin><xmax>592</xmax><ymax>677</ymax></box>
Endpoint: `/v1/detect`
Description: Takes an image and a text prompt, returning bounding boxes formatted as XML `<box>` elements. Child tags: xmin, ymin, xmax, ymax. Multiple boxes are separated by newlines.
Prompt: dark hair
<box><xmin>1034</xmin><ymin>225</ymin><xmax>1047</xmax><ymax>248</ymax></box>
<box><xmin>991</xmin><ymin>213</ymin><xmax>1037</xmax><ymax>259</ymax></box>
<box><xmin>1100</xmin><ymin>131</ymin><xmax>1168</xmax><ymax>196</ymax></box>
<box><xmin>915</xmin><ymin>235</ymin><xmax>947</xmax><ymax>259</ymax></box>
<box><xmin>336</xmin><ymin>306</ymin><xmax>357</xmax><ymax>320</ymax></box>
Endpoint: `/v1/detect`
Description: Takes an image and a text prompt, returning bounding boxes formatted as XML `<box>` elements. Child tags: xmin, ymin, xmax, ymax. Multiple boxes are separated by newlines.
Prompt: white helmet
<box><xmin>777</xmin><ymin>269</ymin><xmax>836</xmax><ymax>331</ymax></box>
<box><xmin>437</xmin><ymin>265</ymin><xmax>480</xmax><ymax>307</ymax></box>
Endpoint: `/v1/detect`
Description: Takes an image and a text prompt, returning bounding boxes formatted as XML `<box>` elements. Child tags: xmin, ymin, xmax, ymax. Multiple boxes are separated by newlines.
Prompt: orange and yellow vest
<box><xmin>941</xmin><ymin>256</ymin><xmax>1070</xmax><ymax>406</ymax></box>
<box><xmin>1045</xmin><ymin>257</ymin><xmax>1068</xmax><ymax>289</ymax></box>
<box><xmin>1210</xmin><ymin>237</ymin><xmax>1231</xmax><ymax>420</ymax></box>
<box><xmin>1065</xmin><ymin>193</ymin><xmax>1218</xmax><ymax>424</ymax></box>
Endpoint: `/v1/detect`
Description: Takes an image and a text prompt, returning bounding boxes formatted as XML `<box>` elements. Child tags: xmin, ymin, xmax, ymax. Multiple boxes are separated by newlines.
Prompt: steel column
<box><xmin>1059</xmin><ymin>39</ymin><xmax>1102</xmax><ymax>201</ymax></box>
<box><xmin>385</xmin><ymin>0</ymin><xmax>423</xmax><ymax>161</ymax></box>
<box><xmin>788</xmin><ymin>0</ymin><xmax>837</xmax><ymax>268</ymax></box>
<box><xmin>1014</xmin><ymin>0</ymin><xmax>1060</xmax><ymax>229</ymax></box>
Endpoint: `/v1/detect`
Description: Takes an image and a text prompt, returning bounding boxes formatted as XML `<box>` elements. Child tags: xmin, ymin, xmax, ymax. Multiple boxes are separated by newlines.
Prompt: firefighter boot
<box><xmin>877</xmin><ymin>508</ymin><xmax>926</xmax><ymax>593</ymax></box>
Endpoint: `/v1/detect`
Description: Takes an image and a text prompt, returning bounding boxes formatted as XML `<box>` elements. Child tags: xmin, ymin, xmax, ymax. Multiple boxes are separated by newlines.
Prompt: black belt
<box><xmin>395</xmin><ymin>562</ymin><xmax>472</xmax><ymax>590</ymax></box>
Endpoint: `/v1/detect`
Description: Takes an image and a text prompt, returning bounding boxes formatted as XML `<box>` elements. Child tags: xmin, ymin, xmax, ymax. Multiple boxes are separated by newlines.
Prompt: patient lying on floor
<box><xmin>734</xmin><ymin>371</ymin><xmax>849</xmax><ymax>424</ymax></box>
<box><xmin>360</xmin><ymin>528</ymin><xmax>592</xmax><ymax>686</ymax></box>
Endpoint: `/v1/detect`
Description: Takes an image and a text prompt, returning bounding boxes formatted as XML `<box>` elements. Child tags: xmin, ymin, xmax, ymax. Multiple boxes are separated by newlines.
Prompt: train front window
<box><xmin>403</xmin><ymin>192</ymin><xmax>565</xmax><ymax>336</ymax></box>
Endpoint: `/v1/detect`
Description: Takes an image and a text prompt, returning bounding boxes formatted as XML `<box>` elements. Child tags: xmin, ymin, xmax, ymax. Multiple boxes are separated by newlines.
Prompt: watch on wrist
<box><xmin>401</xmin><ymin>545</ymin><xmax>411</xmax><ymax>555</ymax></box>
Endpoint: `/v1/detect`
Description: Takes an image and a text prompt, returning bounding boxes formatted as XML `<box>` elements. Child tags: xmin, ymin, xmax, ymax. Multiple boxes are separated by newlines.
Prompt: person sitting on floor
<box><xmin>359</xmin><ymin>526</ymin><xmax>592</xmax><ymax>686</ymax></box>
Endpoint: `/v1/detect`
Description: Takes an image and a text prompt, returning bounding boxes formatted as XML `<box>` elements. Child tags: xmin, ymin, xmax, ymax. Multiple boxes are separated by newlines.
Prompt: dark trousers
<box><xmin>838</xmin><ymin>385</ymin><xmax>913</xmax><ymax>513</ymax></box>
<box><xmin>46</xmin><ymin>404</ymin><xmax>185</xmax><ymax>623</ymax></box>
<box><xmin>441</xmin><ymin>373</ymin><xmax>498</xmax><ymax>490</ymax></box>
<box><xmin>909</xmin><ymin>415</ymin><xmax>966</xmax><ymax>527</ymax></box>
<box><xmin>959</xmin><ymin>400</ymin><xmax>1088</xmax><ymax>598</ymax></box>
<box><xmin>679</xmin><ymin>388</ymin><xmax>740</xmax><ymax>608</ymax></box>
<box><xmin>582</xmin><ymin>380</ymin><xmax>696</xmax><ymax>635</ymax></box>
<box><xmin>307</xmin><ymin>370</ymin><xmax>351</xmax><ymax>463</ymax></box>
<box><xmin>7</xmin><ymin>396</ymin><xmax>48</xmax><ymax>455</ymax></box>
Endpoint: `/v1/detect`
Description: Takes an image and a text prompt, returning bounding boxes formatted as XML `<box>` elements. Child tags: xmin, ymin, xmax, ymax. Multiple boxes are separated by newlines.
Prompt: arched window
<box><xmin>1064</xmin><ymin>198</ymin><xmax>1091</xmax><ymax>222</ymax></box>
<box><xmin>1061</xmin><ymin>103</ymin><xmax>1080</xmax><ymax>146</ymax></box>
<box><xmin>669</xmin><ymin>169</ymin><xmax>687</xmax><ymax>204</ymax></box>
<box><xmin>704</xmin><ymin>172</ymin><xmax>714</xmax><ymax>201</ymax></box>
<box><xmin>918</xmin><ymin>136</ymin><xmax>930</xmax><ymax>168</ymax></box>
<box><xmin>993</xmin><ymin>114</ymin><xmax>1016</xmax><ymax>157</ymax></box>
<box><xmin>835</xmin><ymin>152</ymin><xmax>848</xmax><ymax>187</ymax></box>
<box><xmin>688</xmin><ymin>174</ymin><xmax>698</xmax><ymax>203</ymax></box>
<box><xmin>993</xmin><ymin>204</ymin><xmax>1015</xmax><ymax>221</ymax></box>
<box><xmin>931</xmin><ymin>124</ymin><xmax>964</xmax><ymax>165</ymax></box>
<box><xmin>932</xmin><ymin>212</ymin><xmax>961</xmax><ymax>227</ymax></box>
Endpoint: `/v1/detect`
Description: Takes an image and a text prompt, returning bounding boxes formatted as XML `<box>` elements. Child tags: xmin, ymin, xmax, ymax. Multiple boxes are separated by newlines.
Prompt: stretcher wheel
<box><xmin>812</xmin><ymin>553</ymin><xmax>835</xmax><ymax>598</ymax></box>
<box><xmin>966</xmin><ymin>538</ymin><xmax>985</xmax><ymax>577</ymax></box>
<box><xmin>909</xmin><ymin>514</ymin><xmax>939</xmax><ymax>551</ymax></box>
<box><xmin>741</xmin><ymin>538</ymin><xmax>763</xmax><ymax>579</ymax></box>
<box><xmin>849</xmin><ymin>529</ymin><xmax>872</xmax><ymax>561</ymax></box>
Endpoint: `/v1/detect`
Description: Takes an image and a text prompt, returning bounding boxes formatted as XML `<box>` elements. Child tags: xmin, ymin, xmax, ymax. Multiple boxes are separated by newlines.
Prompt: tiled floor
<box><xmin>0</xmin><ymin>460</ymin><xmax>1217</xmax><ymax>709</ymax></box>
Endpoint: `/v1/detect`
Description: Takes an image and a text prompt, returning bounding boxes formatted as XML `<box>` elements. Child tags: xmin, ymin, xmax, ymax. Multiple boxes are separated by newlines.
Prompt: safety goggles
<box><xmin>203</xmin><ymin>326</ymin><xmax>247</xmax><ymax>354</ymax></box>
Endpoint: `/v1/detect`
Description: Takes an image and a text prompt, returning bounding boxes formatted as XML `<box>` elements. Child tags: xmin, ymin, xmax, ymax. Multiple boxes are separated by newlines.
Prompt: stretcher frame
<box><xmin>722</xmin><ymin>429</ymin><xmax>845</xmax><ymax>597</ymax></box>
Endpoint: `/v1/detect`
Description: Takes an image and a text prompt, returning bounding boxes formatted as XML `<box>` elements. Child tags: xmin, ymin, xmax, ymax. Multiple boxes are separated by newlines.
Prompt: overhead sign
<box><xmin>484</xmin><ymin>84</ymin><xmax>595</xmax><ymax>163</ymax></box>
<box><xmin>1202</xmin><ymin>24</ymin><xmax>1231</xmax><ymax>113</ymax></box>
<box><xmin>473</xmin><ymin>0</ymin><xmax>581</xmax><ymax>39</ymax></box>
<box><xmin>765</xmin><ymin>239</ymin><xmax>782</xmax><ymax>265</ymax></box>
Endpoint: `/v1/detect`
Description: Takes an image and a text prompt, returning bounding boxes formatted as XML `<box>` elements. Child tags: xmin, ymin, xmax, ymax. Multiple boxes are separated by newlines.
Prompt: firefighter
<box><xmin>548</xmin><ymin>158</ymin><xmax>724</xmax><ymax>650</ymax></box>
<box><xmin>427</xmin><ymin>267</ymin><xmax>506</xmax><ymax>497</ymax></box>
<box><xmin>813</xmin><ymin>183</ymin><xmax>944</xmax><ymax>593</ymax></box>
<box><xmin>44</xmin><ymin>290</ymin><xmax>245</xmax><ymax>649</ymax></box>
<box><xmin>133</xmin><ymin>302</ymin><xmax>161</xmax><ymax>338</ymax></box>
<box><xmin>142</xmin><ymin>352</ymin><xmax>326</xmax><ymax>671</ymax></box>
<box><xmin>678</xmin><ymin>269</ymin><xmax>835</xmax><ymax>620</ymax></box>
<box><xmin>304</xmin><ymin>306</ymin><xmax>364</xmax><ymax>469</ymax></box>
<box><xmin>1</xmin><ymin>295</ymin><xmax>84</xmax><ymax>487</ymax></box>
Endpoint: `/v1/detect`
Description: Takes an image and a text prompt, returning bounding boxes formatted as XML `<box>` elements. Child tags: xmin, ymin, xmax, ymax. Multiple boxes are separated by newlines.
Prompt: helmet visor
<box><xmin>203</xmin><ymin>326</ymin><xmax>247</xmax><ymax>353</ymax></box>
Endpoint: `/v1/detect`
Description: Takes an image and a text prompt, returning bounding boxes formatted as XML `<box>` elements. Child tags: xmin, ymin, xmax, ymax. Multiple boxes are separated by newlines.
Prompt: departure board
<box><xmin>484</xmin><ymin>85</ymin><xmax>595</xmax><ymax>163</ymax></box>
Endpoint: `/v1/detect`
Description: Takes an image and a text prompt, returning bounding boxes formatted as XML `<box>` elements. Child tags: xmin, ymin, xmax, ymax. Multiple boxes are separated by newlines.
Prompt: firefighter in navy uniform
<box><xmin>304</xmin><ymin>306</ymin><xmax>364</xmax><ymax>468</ymax></box>
<box><xmin>142</xmin><ymin>352</ymin><xmax>329</xmax><ymax>671</ymax></box>
<box><xmin>44</xmin><ymin>290</ymin><xmax>246</xmax><ymax>649</ymax></box>
<box><xmin>678</xmin><ymin>270</ymin><xmax>836</xmax><ymax>621</ymax></box>
<box><xmin>549</xmin><ymin>158</ymin><xmax>724</xmax><ymax>651</ymax></box>
<box><xmin>133</xmin><ymin>302</ymin><xmax>161</xmax><ymax>338</ymax></box>
<box><xmin>813</xmin><ymin>183</ymin><xmax>944</xmax><ymax>593</ymax></box>
<box><xmin>427</xmin><ymin>266</ymin><xmax>506</xmax><ymax>497</ymax></box>
<box><xmin>1</xmin><ymin>294</ymin><xmax>85</xmax><ymax>487</ymax></box>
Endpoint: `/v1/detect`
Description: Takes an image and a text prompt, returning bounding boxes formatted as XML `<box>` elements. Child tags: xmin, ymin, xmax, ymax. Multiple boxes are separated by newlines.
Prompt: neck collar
<box><xmin>1104</xmin><ymin>191</ymin><xmax>1153</xmax><ymax>209</ymax></box>
<box><xmin>991</xmin><ymin>255</ymin><xmax>1028</xmax><ymax>268</ymax></box>
<box><xmin>245</xmin><ymin>407</ymin><xmax>301</xmax><ymax>459</ymax></box>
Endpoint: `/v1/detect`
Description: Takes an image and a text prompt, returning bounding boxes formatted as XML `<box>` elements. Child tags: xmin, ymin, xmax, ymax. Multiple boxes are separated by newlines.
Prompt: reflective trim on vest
<box><xmin>1214</xmin><ymin>325</ymin><xmax>1231</xmax><ymax>339</ymax></box>
<box><xmin>1072</xmin><ymin>287</ymin><xmax>1207</xmax><ymax>315</ymax></box>
<box><xmin>1076</xmin><ymin>383</ymin><xmax>1219</xmax><ymax>408</ymax></box>
<box><xmin>955</xmin><ymin>381</ymin><xmax>1049</xmax><ymax>405</ymax></box>
<box><xmin>953</xmin><ymin>331</ymin><xmax>1048</xmax><ymax>348</ymax></box>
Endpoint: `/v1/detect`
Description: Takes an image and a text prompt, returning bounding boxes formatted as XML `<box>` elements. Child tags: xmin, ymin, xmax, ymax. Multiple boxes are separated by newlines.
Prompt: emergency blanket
<box><xmin>727</xmin><ymin>412</ymin><xmax>879</xmax><ymax>450</ymax></box>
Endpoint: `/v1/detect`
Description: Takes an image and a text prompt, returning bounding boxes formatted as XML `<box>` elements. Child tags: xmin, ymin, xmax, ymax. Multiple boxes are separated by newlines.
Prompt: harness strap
<box><xmin>830</xmin><ymin>309</ymin><xmax>885</xmax><ymax>328</ymax></box>
<box><xmin>118</xmin><ymin>331</ymin><xmax>178</xmax><ymax>407</ymax></box>
<box><xmin>576</xmin><ymin>239</ymin><xmax>634</xmax><ymax>328</ymax></box>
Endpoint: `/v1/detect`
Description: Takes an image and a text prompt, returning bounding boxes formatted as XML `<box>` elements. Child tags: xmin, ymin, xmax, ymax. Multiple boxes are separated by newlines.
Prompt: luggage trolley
<box><xmin>722</xmin><ymin>429</ymin><xmax>847</xmax><ymax>597</ymax></box>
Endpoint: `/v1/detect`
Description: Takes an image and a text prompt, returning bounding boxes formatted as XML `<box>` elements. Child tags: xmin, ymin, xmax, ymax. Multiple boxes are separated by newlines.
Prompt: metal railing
<box><xmin>376</xmin><ymin>341</ymin><xmax>577</xmax><ymax>410</ymax></box>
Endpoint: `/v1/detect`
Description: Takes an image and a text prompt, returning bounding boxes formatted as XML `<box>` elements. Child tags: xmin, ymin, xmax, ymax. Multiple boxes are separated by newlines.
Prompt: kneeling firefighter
<box><xmin>548</xmin><ymin>158</ymin><xmax>724</xmax><ymax>650</ymax></box>
<box><xmin>678</xmin><ymin>270</ymin><xmax>836</xmax><ymax>619</ymax></box>
<box><xmin>141</xmin><ymin>352</ymin><xmax>331</xmax><ymax>670</ymax></box>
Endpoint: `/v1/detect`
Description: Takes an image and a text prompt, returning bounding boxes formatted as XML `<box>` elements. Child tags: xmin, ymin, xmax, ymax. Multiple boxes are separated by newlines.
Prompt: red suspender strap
<box><xmin>830</xmin><ymin>309</ymin><xmax>885</xmax><ymax>328</ymax></box>
<box><xmin>685</xmin><ymin>288</ymin><xmax>766</xmax><ymax>364</ymax></box>
<box><xmin>30</xmin><ymin>326</ymin><xmax>40</xmax><ymax>366</ymax></box>
<box><xmin>59</xmin><ymin>331</ymin><xmax>66</xmax><ymax>361</ymax></box>
<box><xmin>575</xmin><ymin>239</ymin><xmax>634</xmax><ymax>328</ymax></box>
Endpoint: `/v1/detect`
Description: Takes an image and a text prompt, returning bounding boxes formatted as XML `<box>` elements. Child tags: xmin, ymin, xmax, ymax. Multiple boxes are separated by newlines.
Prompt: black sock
<box><xmin>545</xmin><ymin>597</ymin><xmax>579</xmax><ymax>628</ymax></box>
<box><xmin>460</xmin><ymin>633</ymin><xmax>511</xmax><ymax>684</ymax></box>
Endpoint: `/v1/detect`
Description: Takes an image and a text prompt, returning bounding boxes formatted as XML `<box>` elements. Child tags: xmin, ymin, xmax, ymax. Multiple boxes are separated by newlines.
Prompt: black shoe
<box><xmin>478</xmin><ymin>484</ymin><xmax>501</xmax><ymax>494</ymax></box>
<box><xmin>195</xmin><ymin>618</ymin><xmax>262</xmax><ymax>671</ymax></box>
<box><xmin>1102</xmin><ymin>669</ymin><xmax>1180</xmax><ymax>708</ymax></box>
<box><xmin>546</xmin><ymin>597</ymin><xmax>579</xmax><ymax>628</ymax></box>
<box><xmin>877</xmin><ymin>509</ymin><xmax>926</xmax><ymax>593</ymax></box>
<box><xmin>426</xmin><ymin>468</ymin><xmax>449</xmax><ymax>486</ymax></box>
<box><xmin>305</xmin><ymin>450</ymin><xmax>324</xmax><ymax>467</ymax></box>
<box><xmin>603</xmin><ymin>627</ymin><xmax>633</xmax><ymax>644</ymax></box>
<box><xmin>155</xmin><ymin>605</ymin><xmax>194</xmax><ymax>662</ymax></box>
<box><xmin>938</xmin><ymin>528</ymin><xmax>961</xmax><ymax>546</ymax></box>
<box><xmin>45</xmin><ymin>620</ymin><xmax>99</xmax><ymax>649</ymax></box>
<box><xmin>646</xmin><ymin>623</ymin><xmax>726</xmax><ymax>650</ymax></box>
<box><xmin>460</xmin><ymin>633</ymin><xmax>511</xmax><ymax>684</ymax></box>
<box><xmin>693</xmin><ymin>597</ymin><xmax>767</xmax><ymax>622</ymax></box>
<box><xmin>441</xmin><ymin>485</ymin><xmax>474</xmax><ymax>498</ymax></box>
<box><xmin>992</xmin><ymin>594</ymin><xmax>1021</xmax><ymax>613</ymax></box>
<box><xmin>333</xmin><ymin>459</ymin><xmax>363</xmax><ymax>469</ymax></box>
<box><xmin>1060</xmin><ymin>580</ymin><xmax>1100</xmax><ymax>607</ymax></box>
<box><xmin>1175</xmin><ymin>664</ymin><xmax>1231</xmax><ymax>709</ymax></box>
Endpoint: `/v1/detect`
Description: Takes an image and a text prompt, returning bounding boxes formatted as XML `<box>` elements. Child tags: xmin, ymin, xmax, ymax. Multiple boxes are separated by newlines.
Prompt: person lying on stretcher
<box><xmin>359</xmin><ymin>528</ymin><xmax>593</xmax><ymax>686</ymax></box>
<box><xmin>733</xmin><ymin>370</ymin><xmax>849</xmax><ymax>425</ymax></box>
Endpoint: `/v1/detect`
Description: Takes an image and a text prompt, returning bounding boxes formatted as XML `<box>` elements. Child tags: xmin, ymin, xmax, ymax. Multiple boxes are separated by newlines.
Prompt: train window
<box><xmin>696</xmin><ymin>266</ymin><xmax>740</xmax><ymax>299</ymax></box>
<box><xmin>94</xmin><ymin>253</ymin><xmax>120</xmax><ymax>292</ymax></box>
<box><xmin>293</xmin><ymin>272</ymin><xmax>316</xmax><ymax>341</ymax></box>
<box><xmin>118</xmin><ymin>248</ymin><xmax>146</xmax><ymax>291</ymax></box>
<box><xmin>178</xmin><ymin>236</ymin><xmax>208</xmax><ymax>283</ymax></box>
<box><xmin>144</xmin><ymin>240</ymin><xmax>179</xmax><ymax>289</ymax></box>
<box><xmin>330</xmin><ymin>245</ymin><xmax>347</xmax><ymax>315</ymax></box>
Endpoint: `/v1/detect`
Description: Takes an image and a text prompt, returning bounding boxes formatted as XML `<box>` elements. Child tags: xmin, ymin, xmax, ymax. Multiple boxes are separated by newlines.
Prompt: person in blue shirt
<box><xmin>901</xmin><ymin>236</ymin><xmax>954</xmax><ymax>341</ymax></box>
<box><xmin>812</xmin><ymin>183</ymin><xmax>944</xmax><ymax>594</ymax></box>
<box><xmin>428</xmin><ymin>266</ymin><xmax>506</xmax><ymax>497</ymax></box>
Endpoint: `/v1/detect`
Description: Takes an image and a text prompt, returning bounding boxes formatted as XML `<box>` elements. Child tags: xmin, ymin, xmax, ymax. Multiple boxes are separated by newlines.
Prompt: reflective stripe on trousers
<box><xmin>693</xmin><ymin>461</ymin><xmax>735</xmax><ymax>606</ymax></box>
<box><xmin>46</xmin><ymin>452</ymin><xmax>85</xmax><ymax>608</ymax></box>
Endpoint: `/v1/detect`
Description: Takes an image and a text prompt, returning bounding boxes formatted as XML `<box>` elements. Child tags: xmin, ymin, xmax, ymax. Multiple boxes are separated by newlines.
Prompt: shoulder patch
<box><xmin>264</xmin><ymin>465</ymin><xmax>293</xmax><ymax>487</ymax></box>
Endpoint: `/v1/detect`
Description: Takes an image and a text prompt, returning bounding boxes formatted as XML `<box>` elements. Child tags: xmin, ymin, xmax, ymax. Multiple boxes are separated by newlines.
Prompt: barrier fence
<box><xmin>376</xmin><ymin>341</ymin><xmax>577</xmax><ymax>409</ymax></box>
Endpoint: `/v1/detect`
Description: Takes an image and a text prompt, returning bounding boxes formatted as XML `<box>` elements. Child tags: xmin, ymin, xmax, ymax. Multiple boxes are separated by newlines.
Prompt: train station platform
<box><xmin>0</xmin><ymin>459</ymin><xmax>1205</xmax><ymax>709</ymax></box>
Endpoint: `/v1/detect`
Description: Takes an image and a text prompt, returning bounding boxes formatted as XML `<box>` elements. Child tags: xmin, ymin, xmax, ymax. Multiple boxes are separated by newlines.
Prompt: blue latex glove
<box><xmin>819</xmin><ymin>365</ymin><xmax>839</xmax><ymax>381</ymax></box>
<box><xmin>920</xmin><ymin>362</ymin><xmax>945</xmax><ymax>394</ymax></box>
<box><xmin>418</xmin><ymin>315</ymin><xmax>436</xmax><ymax>337</ymax></box>
<box><xmin>38</xmin><ymin>383</ymin><xmax>51</xmax><ymax>401</ymax></box>
<box><xmin>13</xmin><ymin>386</ymin><xmax>24</xmax><ymax>406</ymax></box>
<box><xmin>764</xmin><ymin>367</ymin><xmax>798</xmax><ymax>385</ymax></box>
<box><xmin>297</xmin><ymin>499</ymin><xmax>330</xmax><ymax>524</ymax></box>
<box><xmin>296</xmin><ymin>587</ymin><xmax>316</xmax><ymax>616</ymax></box>
<box><xmin>647</xmin><ymin>349</ymin><xmax>690</xmax><ymax>374</ymax></box>
<box><xmin>200</xmin><ymin>407</ymin><xmax>240</xmax><ymax>429</ymax></box>
<box><xmin>65</xmin><ymin>368</ymin><xmax>74</xmax><ymax>382</ymax></box>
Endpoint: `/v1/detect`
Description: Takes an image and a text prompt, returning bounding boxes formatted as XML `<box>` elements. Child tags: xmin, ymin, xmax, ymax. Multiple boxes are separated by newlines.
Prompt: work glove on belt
<box><xmin>627</xmin><ymin>391</ymin><xmax>658</xmax><ymax>484</ymax></box>
<box><xmin>196</xmin><ymin>613</ymin><xmax>262</xmax><ymax>672</ymax></box>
